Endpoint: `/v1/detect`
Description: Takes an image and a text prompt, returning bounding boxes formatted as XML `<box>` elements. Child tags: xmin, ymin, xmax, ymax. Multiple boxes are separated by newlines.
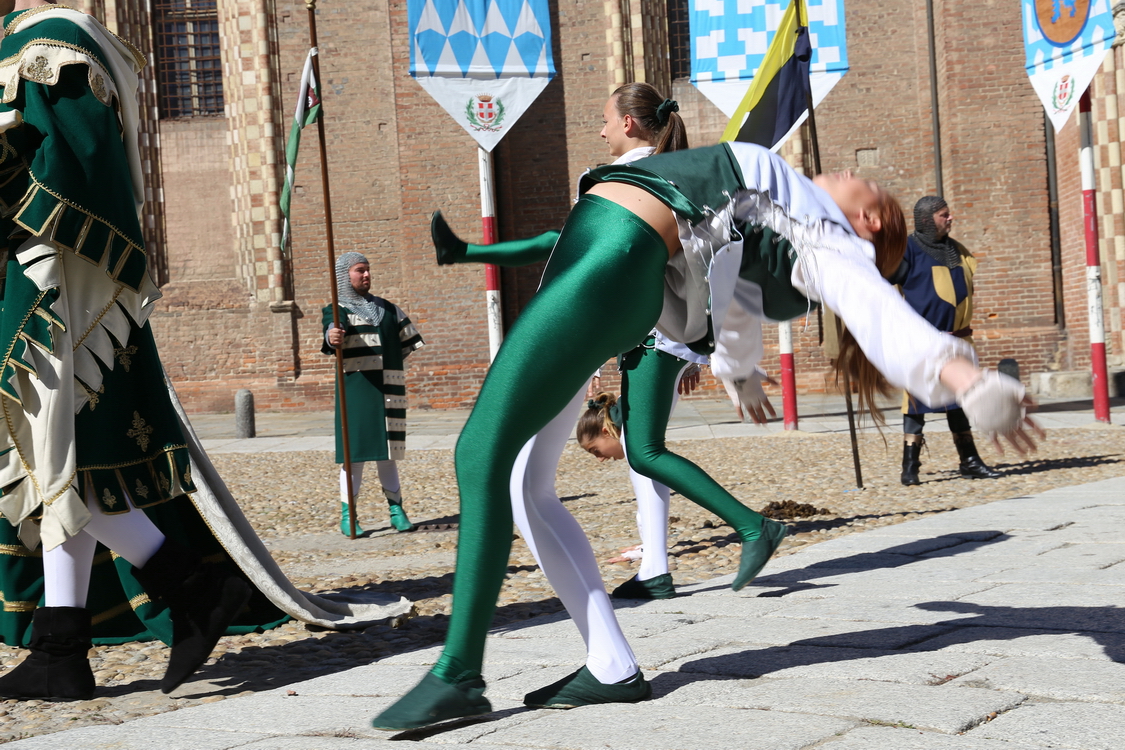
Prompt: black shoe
<box><xmin>0</xmin><ymin>607</ymin><xmax>95</xmax><ymax>701</ymax></box>
<box><xmin>431</xmin><ymin>211</ymin><xmax>468</xmax><ymax>266</ymax></box>
<box><xmin>523</xmin><ymin>666</ymin><xmax>651</xmax><ymax>709</ymax></box>
<box><xmin>133</xmin><ymin>539</ymin><xmax>252</xmax><ymax>694</ymax></box>
<box><xmin>901</xmin><ymin>436</ymin><xmax>923</xmax><ymax>486</ymax></box>
<box><xmin>611</xmin><ymin>573</ymin><xmax>676</xmax><ymax>599</ymax></box>
<box><xmin>953</xmin><ymin>431</ymin><xmax>1001</xmax><ymax>479</ymax></box>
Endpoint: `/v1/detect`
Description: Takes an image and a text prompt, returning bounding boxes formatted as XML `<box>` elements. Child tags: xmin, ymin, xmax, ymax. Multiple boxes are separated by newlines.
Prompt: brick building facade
<box><xmin>80</xmin><ymin>0</ymin><xmax>1125</xmax><ymax>413</ymax></box>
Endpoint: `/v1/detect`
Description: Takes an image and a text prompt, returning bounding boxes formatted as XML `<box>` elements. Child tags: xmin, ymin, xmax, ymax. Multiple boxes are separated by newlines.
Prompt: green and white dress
<box><xmin>322</xmin><ymin>299</ymin><xmax>424</xmax><ymax>463</ymax></box>
<box><xmin>0</xmin><ymin>8</ymin><xmax>291</xmax><ymax>646</ymax></box>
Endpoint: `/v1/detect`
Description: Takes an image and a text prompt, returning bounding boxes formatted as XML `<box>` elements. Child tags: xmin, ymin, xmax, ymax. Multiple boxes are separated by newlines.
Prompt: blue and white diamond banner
<box><xmin>1022</xmin><ymin>0</ymin><xmax>1116</xmax><ymax>132</ymax></box>
<box><xmin>690</xmin><ymin>0</ymin><xmax>848</xmax><ymax>119</ymax></box>
<box><xmin>409</xmin><ymin>0</ymin><xmax>556</xmax><ymax>151</ymax></box>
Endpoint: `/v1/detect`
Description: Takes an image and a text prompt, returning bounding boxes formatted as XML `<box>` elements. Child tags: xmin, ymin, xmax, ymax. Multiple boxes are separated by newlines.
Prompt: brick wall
<box><xmin>148</xmin><ymin>0</ymin><xmax>1101</xmax><ymax>414</ymax></box>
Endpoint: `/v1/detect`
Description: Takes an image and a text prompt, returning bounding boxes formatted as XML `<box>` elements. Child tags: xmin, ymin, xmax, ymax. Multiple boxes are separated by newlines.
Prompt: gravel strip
<box><xmin>2</xmin><ymin>426</ymin><xmax>1123</xmax><ymax>742</ymax></box>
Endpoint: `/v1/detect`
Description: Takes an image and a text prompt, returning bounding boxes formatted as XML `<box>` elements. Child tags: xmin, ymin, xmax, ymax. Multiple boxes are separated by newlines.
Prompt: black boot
<box><xmin>953</xmin><ymin>431</ymin><xmax>1002</xmax><ymax>479</ymax></box>
<box><xmin>0</xmin><ymin>607</ymin><xmax>95</xmax><ymax>701</ymax></box>
<box><xmin>133</xmin><ymin>539</ymin><xmax>251</xmax><ymax>694</ymax></box>
<box><xmin>901</xmin><ymin>435</ymin><xmax>923</xmax><ymax>486</ymax></box>
<box><xmin>431</xmin><ymin>210</ymin><xmax>468</xmax><ymax>265</ymax></box>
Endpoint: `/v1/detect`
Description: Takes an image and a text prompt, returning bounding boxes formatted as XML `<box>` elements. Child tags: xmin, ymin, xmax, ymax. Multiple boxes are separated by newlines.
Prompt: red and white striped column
<box><xmin>478</xmin><ymin>147</ymin><xmax>503</xmax><ymax>362</ymax></box>
<box><xmin>1078</xmin><ymin>91</ymin><xmax>1111</xmax><ymax>423</ymax></box>
<box><xmin>779</xmin><ymin>320</ymin><xmax>798</xmax><ymax>430</ymax></box>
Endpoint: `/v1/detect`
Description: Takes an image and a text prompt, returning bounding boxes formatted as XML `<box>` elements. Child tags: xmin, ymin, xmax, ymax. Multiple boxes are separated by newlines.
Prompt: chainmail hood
<box><xmin>335</xmin><ymin>252</ymin><xmax>385</xmax><ymax>327</ymax></box>
<box><xmin>911</xmin><ymin>195</ymin><xmax>960</xmax><ymax>267</ymax></box>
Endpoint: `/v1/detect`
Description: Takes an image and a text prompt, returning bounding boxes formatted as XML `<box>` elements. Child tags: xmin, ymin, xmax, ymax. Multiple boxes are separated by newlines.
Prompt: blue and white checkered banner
<box><xmin>690</xmin><ymin>0</ymin><xmax>848</xmax><ymax>119</ymax></box>
<box><xmin>409</xmin><ymin>0</ymin><xmax>556</xmax><ymax>151</ymax></box>
<box><xmin>1022</xmin><ymin>0</ymin><xmax>1115</xmax><ymax>132</ymax></box>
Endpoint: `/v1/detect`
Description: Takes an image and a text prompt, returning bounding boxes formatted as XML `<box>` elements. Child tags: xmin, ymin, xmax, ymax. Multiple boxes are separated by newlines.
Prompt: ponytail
<box><xmin>611</xmin><ymin>82</ymin><xmax>689</xmax><ymax>154</ymax></box>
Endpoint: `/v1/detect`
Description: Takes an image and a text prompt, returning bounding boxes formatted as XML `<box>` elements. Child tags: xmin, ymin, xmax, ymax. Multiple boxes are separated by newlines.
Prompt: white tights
<box><xmin>509</xmin><ymin>381</ymin><xmax>638</xmax><ymax>685</ymax></box>
<box><xmin>623</xmin><ymin>362</ymin><xmax>688</xmax><ymax>582</ymax></box>
<box><xmin>339</xmin><ymin>460</ymin><xmax>401</xmax><ymax>504</ymax></box>
<box><xmin>42</xmin><ymin>488</ymin><xmax>166</xmax><ymax>608</ymax></box>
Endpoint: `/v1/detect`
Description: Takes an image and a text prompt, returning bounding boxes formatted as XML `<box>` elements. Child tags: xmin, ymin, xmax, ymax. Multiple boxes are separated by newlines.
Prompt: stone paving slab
<box><xmin>816</xmin><ymin>725</ymin><xmax>1020</xmax><ymax>749</ymax></box>
<box><xmin>0</xmin><ymin>725</ymin><xmax>272</xmax><ymax>750</ymax></box>
<box><xmin>469</xmin><ymin>703</ymin><xmax>857</xmax><ymax>750</ymax></box>
<box><xmin>655</xmin><ymin>677</ymin><xmax>1025</xmax><ymax>733</ymax></box>
<box><xmin>289</xmin><ymin>663</ymin><xmax>526</xmax><ymax>698</ymax></box>
<box><xmin>659</xmin><ymin>643</ymin><xmax>996</xmax><ymax>684</ymax></box>
<box><xmin>906</xmin><ymin>626</ymin><xmax>1125</xmax><ymax>661</ymax></box>
<box><xmin>493</xmin><ymin>611</ymin><xmax>710</xmax><ymax>641</ymax></box>
<box><xmin>948</xmin><ymin>655</ymin><xmax>1125</xmax><ymax>702</ymax></box>
<box><xmin>966</xmin><ymin>702</ymin><xmax>1125</xmax><ymax>749</ymax></box>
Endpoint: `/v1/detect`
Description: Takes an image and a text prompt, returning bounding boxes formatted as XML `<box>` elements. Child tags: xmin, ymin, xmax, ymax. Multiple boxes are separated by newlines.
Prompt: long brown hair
<box><xmin>611</xmin><ymin>82</ymin><xmax>689</xmax><ymax>154</ymax></box>
<box><xmin>576</xmin><ymin>392</ymin><xmax>620</xmax><ymax>447</ymax></box>
<box><xmin>833</xmin><ymin>190</ymin><xmax>907</xmax><ymax>426</ymax></box>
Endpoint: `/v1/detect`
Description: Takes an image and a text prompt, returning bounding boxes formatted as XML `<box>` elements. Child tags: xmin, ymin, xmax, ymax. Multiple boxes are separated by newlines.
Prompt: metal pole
<box><xmin>779</xmin><ymin>321</ymin><xmax>798</xmax><ymax>430</ymax></box>
<box><xmin>1078</xmin><ymin>90</ymin><xmax>1112</xmax><ymax>423</ymax></box>
<box><xmin>478</xmin><ymin>147</ymin><xmax>503</xmax><ymax>361</ymax></box>
<box><xmin>796</xmin><ymin>0</ymin><xmax>862</xmax><ymax>485</ymax></box>
<box><xmin>307</xmin><ymin>1</ymin><xmax>358</xmax><ymax>537</ymax></box>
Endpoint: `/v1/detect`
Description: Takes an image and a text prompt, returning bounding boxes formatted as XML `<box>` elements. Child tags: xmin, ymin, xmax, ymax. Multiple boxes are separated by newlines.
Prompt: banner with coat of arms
<box><xmin>1022</xmin><ymin>0</ymin><xmax>1117</xmax><ymax>132</ymax></box>
<box><xmin>689</xmin><ymin>0</ymin><xmax>849</xmax><ymax>122</ymax></box>
<box><xmin>408</xmin><ymin>0</ymin><xmax>555</xmax><ymax>152</ymax></box>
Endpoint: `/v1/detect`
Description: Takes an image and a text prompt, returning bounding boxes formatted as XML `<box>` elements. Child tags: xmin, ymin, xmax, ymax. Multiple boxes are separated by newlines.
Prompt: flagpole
<box><xmin>795</xmin><ymin>0</ymin><xmax>863</xmax><ymax>489</ymax></box>
<box><xmin>479</xmin><ymin>147</ymin><xmax>504</xmax><ymax>361</ymax></box>
<box><xmin>306</xmin><ymin>1</ymin><xmax>358</xmax><ymax>538</ymax></box>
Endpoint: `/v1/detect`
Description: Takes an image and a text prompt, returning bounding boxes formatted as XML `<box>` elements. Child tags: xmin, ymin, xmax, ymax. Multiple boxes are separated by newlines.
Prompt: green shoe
<box><xmin>372</xmin><ymin>670</ymin><xmax>491</xmax><ymax>731</ymax></box>
<box><xmin>431</xmin><ymin>210</ymin><xmax>468</xmax><ymax>266</ymax></box>
<box><xmin>611</xmin><ymin>573</ymin><xmax>676</xmax><ymax>600</ymax></box>
<box><xmin>340</xmin><ymin>502</ymin><xmax>365</xmax><ymax>537</ymax></box>
<box><xmin>732</xmin><ymin>517</ymin><xmax>789</xmax><ymax>591</ymax></box>
<box><xmin>388</xmin><ymin>504</ymin><xmax>415</xmax><ymax>532</ymax></box>
<box><xmin>524</xmin><ymin>666</ymin><xmax>652</xmax><ymax>709</ymax></box>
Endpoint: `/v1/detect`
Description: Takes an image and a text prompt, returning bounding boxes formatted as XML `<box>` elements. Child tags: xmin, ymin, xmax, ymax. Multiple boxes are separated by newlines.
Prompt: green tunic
<box><xmin>322</xmin><ymin>300</ymin><xmax>424</xmax><ymax>463</ymax></box>
<box><xmin>0</xmin><ymin>9</ymin><xmax>286</xmax><ymax>646</ymax></box>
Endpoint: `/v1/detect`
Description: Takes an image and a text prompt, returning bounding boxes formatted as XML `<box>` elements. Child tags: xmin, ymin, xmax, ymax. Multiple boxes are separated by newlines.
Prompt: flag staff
<box><xmin>795</xmin><ymin>0</ymin><xmax>863</xmax><ymax>489</ymax></box>
<box><xmin>305</xmin><ymin>0</ymin><xmax>359</xmax><ymax>537</ymax></box>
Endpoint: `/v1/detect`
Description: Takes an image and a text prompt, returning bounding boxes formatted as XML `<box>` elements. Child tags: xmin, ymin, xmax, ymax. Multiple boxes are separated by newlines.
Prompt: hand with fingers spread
<box><xmin>722</xmin><ymin>368</ymin><xmax>778</xmax><ymax>425</ymax></box>
<box><xmin>942</xmin><ymin>360</ymin><xmax>1045</xmax><ymax>455</ymax></box>
<box><xmin>677</xmin><ymin>363</ymin><xmax>702</xmax><ymax>395</ymax></box>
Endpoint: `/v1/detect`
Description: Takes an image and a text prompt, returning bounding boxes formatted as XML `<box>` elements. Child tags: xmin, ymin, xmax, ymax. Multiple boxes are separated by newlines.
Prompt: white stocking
<box><xmin>624</xmin><ymin>362</ymin><xmax>688</xmax><ymax>582</ymax></box>
<box><xmin>43</xmin><ymin>531</ymin><xmax>97</xmax><ymax>608</ymax></box>
<box><xmin>375</xmin><ymin>460</ymin><xmax>400</xmax><ymax>495</ymax></box>
<box><xmin>42</xmin><ymin>488</ymin><xmax>167</xmax><ymax>608</ymax></box>
<box><xmin>510</xmin><ymin>380</ymin><xmax>639</xmax><ymax>685</ymax></box>
<box><xmin>339</xmin><ymin>462</ymin><xmax>365</xmax><ymax>505</ymax></box>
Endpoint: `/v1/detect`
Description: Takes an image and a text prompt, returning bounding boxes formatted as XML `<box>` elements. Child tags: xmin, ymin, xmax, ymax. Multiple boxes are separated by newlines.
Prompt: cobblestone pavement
<box><xmin>1</xmin><ymin>417</ymin><xmax>1123</xmax><ymax>743</ymax></box>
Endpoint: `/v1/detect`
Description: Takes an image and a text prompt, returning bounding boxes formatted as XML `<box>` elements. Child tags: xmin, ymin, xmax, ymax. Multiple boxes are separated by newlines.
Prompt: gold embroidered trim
<box><xmin>76</xmin><ymin>445</ymin><xmax>188</xmax><ymax>472</ymax></box>
<box><xmin>1</xmin><ymin>594</ymin><xmax>36</xmax><ymax>613</ymax></box>
<box><xmin>72</xmin><ymin>286</ymin><xmax>124</xmax><ymax>352</ymax></box>
<box><xmin>128</xmin><ymin>592</ymin><xmax>150</xmax><ymax>610</ymax></box>
<box><xmin>0</xmin><ymin>542</ymin><xmax>36</xmax><ymax>557</ymax></box>
<box><xmin>126</xmin><ymin>411</ymin><xmax>152</xmax><ymax>452</ymax></box>
<box><xmin>4</xmin><ymin>6</ymin><xmax>58</xmax><ymax>36</ymax></box>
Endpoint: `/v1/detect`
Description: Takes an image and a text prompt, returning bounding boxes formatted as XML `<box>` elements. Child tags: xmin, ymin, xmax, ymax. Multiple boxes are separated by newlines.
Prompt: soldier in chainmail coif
<box><xmin>323</xmin><ymin>252</ymin><xmax>425</xmax><ymax>535</ymax></box>
<box><xmin>892</xmin><ymin>196</ymin><xmax>1002</xmax><ymax>485</ymax></box>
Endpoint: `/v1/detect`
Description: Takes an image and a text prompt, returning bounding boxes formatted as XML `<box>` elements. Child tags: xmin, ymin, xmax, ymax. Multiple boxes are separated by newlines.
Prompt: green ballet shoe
<box><xmin>732</xmin><ymin>517</ymin><xmax>789</xmax><ymax>591</ymax></box>
<box><xmin>340</xmin><ymin>502</ymin><xmax>365</xmax><ymax>537</ymax></box>
<box><xmin>431</xmin><ymin>210</ymin><xmax>468</xmax><ymax>266</ymax></box>
<box><xmin>524</xmin><ymin>666</ymin><xmax>652</xmax><ymax>709</ymax></box>
<box><xmin>611</xmin><ymin>573</ymin><xmax>676</xmax><ymax>600</ymax></box>
<box><xmin>371</xmin><ymin>670</ymin><xmax>491</xmax><ymax>731</ymax></box>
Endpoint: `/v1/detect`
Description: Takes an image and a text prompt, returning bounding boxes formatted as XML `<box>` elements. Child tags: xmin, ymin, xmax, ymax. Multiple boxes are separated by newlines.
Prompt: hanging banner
<box><xmin>408</xmin><ymin>0</ymin><xmax>556</xmax><ymax>152</ymax></box>
<box><xmin>690</xmin><ymin>0</ymin><xmax>848</xmax><ymax>123</ymax></box>
<box><xmin>1022</xmin><ymin>0</ymin><xmax>1116</xmax><ymax>132</ymax></box>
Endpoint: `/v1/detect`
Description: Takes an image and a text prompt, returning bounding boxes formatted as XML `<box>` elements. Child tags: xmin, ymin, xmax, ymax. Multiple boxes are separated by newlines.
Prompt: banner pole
<box><xmin>797</xmin><ymin>0</ymin><xmax>862</xmax><ymax>486</ymax></box>
<box><xmin>1079</xmin><ymin>90</ymin><xmax>1112</xmax><ymax>423</ymax></box>
<box><xmin>478</xmin><ymin>147</ymin><xmax>503</xmax><ymax>361</ymax></box>
<box><xmin>306</xmin><ymin>1</ymin><xmax>358</xmax><ymax>537</ymax></box>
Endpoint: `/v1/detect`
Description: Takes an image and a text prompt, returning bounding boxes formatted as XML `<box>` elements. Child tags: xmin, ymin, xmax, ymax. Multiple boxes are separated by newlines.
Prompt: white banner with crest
<box><xmin>409</xmin><ymin>0</ymin><xmax>555</xmax><ymax>152</ymax></box>
<box><xmin>1022</xmin><ymin>0</ymin><xmax>1116</xmax><ymax>132</ymax></box>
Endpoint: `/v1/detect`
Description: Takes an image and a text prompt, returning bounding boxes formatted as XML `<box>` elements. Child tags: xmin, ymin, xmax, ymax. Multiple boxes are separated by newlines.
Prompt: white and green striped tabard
<box><xmin>321</xmin><ymin>301</ymin><xmax>424</xmax><ymax>463</ymax></box>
